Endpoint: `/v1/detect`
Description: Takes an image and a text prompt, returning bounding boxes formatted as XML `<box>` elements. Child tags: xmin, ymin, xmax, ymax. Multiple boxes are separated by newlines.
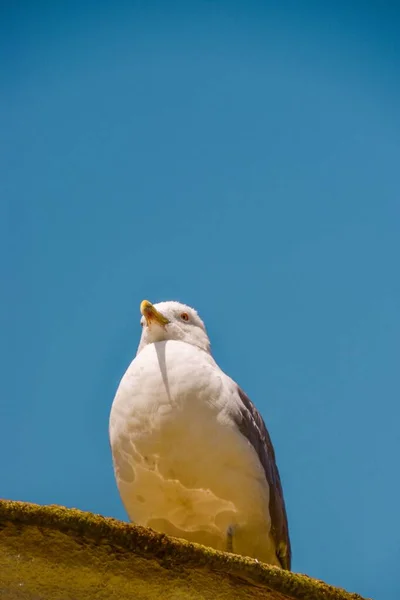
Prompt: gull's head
<box><xmin>137</xmin><ymin>300</ymin><xmax>211</xmax><ymax>354</ymax></box>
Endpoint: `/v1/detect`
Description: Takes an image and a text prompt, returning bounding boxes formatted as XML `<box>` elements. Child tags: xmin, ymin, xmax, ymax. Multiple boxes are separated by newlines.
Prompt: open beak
<box><xmin>140</xmin><ymin>300</ymin><xmax>170</xmax><ymax>327</ymax></box>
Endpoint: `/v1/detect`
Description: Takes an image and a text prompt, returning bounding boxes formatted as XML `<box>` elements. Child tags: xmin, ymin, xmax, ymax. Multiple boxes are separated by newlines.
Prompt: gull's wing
<box><xmin>235</xmin><ymin>387</ymin><xmax>291</xmax><ymax>570</ymax></box>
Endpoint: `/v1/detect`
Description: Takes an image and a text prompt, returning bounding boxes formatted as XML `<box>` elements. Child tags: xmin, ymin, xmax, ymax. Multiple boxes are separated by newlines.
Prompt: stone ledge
<box><xmin>0</xmin><ymin>500</ymin><xmax>369</xmax><ymax>600</ymax></box>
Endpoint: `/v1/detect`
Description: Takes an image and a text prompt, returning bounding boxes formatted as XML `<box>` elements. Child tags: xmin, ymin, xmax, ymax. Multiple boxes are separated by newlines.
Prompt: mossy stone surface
<box><xmin>0</xmin><ymin>500</ymin><xmax>368</xmax><ymax>600</ymax></box>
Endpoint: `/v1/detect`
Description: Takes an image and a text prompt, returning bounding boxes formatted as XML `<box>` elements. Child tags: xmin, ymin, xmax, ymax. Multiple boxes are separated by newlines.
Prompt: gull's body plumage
<box><xmin>109</xmin><ymin>301</ymin><xmax>291</xmax><ymax>568</ymax></box>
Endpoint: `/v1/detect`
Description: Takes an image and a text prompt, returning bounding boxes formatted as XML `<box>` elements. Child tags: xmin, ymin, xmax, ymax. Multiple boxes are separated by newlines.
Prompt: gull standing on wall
<box><xmin>109</xmin><ymin>300</ymin><xmax>291</xmax><ymax>569</ymax></box>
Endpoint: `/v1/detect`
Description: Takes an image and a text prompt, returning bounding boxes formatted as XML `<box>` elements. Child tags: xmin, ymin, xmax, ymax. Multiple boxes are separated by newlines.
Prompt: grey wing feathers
<box><xmin>236</xmin><ymin>387</ymin><xmax>291</xmax><ymax>570</ymax></box>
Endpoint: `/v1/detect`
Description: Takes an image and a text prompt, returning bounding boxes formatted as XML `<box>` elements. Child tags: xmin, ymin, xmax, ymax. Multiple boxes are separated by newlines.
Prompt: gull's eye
<box><xmin>180</xmin><ymin>312</ymin><xmax>189</xmax><ymax>321</ymax></box>
<box><xmin>140</xmin><ymin>320</ymin><xmax>144</xmax><ymax>327</ymax></box>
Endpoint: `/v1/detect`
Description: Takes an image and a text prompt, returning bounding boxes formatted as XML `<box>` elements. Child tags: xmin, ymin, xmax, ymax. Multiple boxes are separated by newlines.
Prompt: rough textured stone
<box><xmin>0</xmin><ymin>500</ymin><xmax>369</xmax><ymax>600</ymax></box>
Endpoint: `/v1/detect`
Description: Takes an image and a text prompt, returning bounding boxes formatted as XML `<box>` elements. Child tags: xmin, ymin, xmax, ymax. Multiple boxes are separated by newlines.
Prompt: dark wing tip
<box><xmin>236</xmin><ymin>387</ymin><xmax>292</xmax><ymax>570</ymax></box>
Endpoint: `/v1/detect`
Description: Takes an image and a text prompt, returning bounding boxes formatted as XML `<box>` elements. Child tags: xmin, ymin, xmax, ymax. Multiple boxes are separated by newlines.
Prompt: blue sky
<box><xmin>2</xmin><ymin>2</ymin><xmax>399</xmax><ymax>599</ymax></box>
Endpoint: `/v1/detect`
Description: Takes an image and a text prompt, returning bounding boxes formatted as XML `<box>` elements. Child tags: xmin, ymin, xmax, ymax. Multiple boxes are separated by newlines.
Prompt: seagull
<box><xmin>109</xmin><ymin>300</ymin><xmax>291</xmax><ymax>569</ymax></box>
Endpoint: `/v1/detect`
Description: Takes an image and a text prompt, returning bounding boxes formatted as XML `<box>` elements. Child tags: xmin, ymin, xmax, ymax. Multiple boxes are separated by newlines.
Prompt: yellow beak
<box><xmin>140</xmin><ymin>300</ymin><xmax>170</xmax><ymax>327</ymax></box>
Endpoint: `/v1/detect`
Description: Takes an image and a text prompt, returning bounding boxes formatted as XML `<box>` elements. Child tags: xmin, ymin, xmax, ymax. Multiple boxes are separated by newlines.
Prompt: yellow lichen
<box><xmin>0</xmin><ymin>500</ymin><xmax>369</xmax><ymax>600</ymax></box>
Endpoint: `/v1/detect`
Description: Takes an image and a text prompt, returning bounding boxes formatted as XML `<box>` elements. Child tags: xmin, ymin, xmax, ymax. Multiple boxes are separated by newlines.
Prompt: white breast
<box><xmin>109</xmin><ymin>340</ymin><xmax>277</xmax><ymax>563</ymax></box>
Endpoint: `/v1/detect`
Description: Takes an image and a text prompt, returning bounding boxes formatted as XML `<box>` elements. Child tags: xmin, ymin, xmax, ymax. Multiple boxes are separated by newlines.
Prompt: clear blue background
<box><xmin>2</xmin><ymin>2</ymin><xmax>399</xmax><ymax>599</ymax></box>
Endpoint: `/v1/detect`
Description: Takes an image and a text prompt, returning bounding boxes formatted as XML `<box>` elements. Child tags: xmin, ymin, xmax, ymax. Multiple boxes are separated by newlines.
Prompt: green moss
<box><xmin>0</xmin><ymin>500</ymin><xmax>369</xmax><ymax>600</ymax></box>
